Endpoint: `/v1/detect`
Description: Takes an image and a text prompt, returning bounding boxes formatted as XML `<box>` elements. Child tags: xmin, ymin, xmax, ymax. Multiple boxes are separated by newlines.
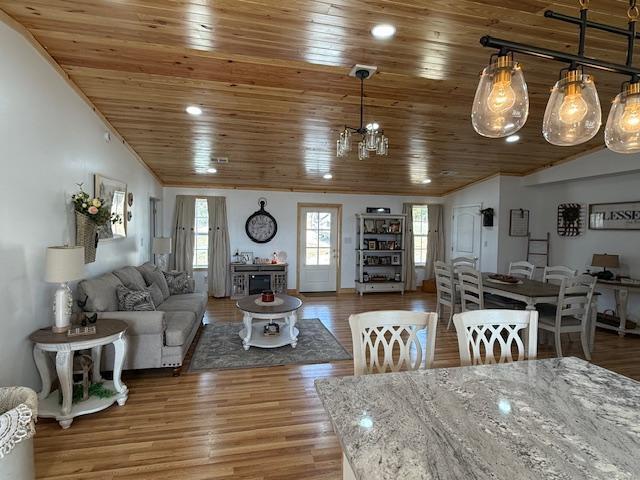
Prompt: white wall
<box><xmin>163</xmin><ymin>188</ymin><xmax>440</xmax><ymax>290</ymax></box>
<box><xmin>443</xmin><ymin>176</ymin><xmax>500</xmax><ymax>272</ymax></box>
<box><xmin>0</xmin><ymin>21</ymin><xmax>162</xmax><ymax>388</ymax></box>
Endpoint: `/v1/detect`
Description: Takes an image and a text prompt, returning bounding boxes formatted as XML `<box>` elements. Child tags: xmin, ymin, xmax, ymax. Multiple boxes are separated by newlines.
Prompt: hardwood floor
<box><xmin>34</xmin><ymin>292</ymin><xmax>640</xmax><ymax>479</ymax></box>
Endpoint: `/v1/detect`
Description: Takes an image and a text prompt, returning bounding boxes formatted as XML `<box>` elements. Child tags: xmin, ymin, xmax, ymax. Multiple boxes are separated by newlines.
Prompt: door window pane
<box><xmin>318</xmin><ymin>248</ymin><xmax>331</xmax><ymax>265</ymax></box>
<box><xmin>318</xmin><ymin>230</ymin><xmax>331</xmax><ymax>247</ymax></box>
<box><xmin>304</xmin><ymin>211</ymin><xmax>332</xmax><ymax>266</ymax></box>
<box><xmin>319</xmin><ymin>212</ymin><xmax>331</xmax><ymax>229</ymax></box>
<box><xmin>306</xmin><ymin>248</ymin><xmax>318</xmax><ymax>265</ymax></box>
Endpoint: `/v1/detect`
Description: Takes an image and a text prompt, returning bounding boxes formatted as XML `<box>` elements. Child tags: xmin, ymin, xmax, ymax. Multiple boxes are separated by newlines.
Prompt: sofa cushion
<box><xmin>146</xmin><ymin>283</ymin><xmax>164</xmax><ymax>307</ymax></box>
<box><xmin>164</xmin><ymin>311</ymin><xmax>197</xmax><ymax>347</ymax></box>
<box><xmin>113</xmin><ymin>266</ymin><xmax>147</xmax><ymax>291</ymax></box>
<box><xmin>137</xmin><ymin>262</ymin><xmax>170</xmax><ymax>300</ymax></box>
<box><xmin>163</xmin><ymin>271</ymin><xmax>194</xmax><ymax>295</ymax></box>
<box><xmin>78</xmin><ymin>273</ymin><xmax>123</xmax><ymax>312</ymax></box>
<box><xmin>157</xmin><ymin>292</ymin><xmax>207</xmax><ymax>319</ymax></box>
<box><xmin>116</xmin><ymin>285</ymin><xmax>156</xmax><ymax>311</ymax></box>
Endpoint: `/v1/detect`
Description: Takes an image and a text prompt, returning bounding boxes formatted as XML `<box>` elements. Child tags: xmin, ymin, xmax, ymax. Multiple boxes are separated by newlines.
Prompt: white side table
<box><xmin>29</xmin><ymin>319</ymin><xmax>128</xmax><ymax>429</ymax></box>
<box><xmin>236</xmin><ymin>294</ymin><xmax>303</xmax><ymax>350</ymax></box>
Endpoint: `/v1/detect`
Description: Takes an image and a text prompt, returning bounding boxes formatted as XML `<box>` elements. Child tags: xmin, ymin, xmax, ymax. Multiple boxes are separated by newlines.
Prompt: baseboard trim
<box><xmin>338</xmin><ymin>288</ymin><xmax>356</xmax><ymax>294</ymax></box>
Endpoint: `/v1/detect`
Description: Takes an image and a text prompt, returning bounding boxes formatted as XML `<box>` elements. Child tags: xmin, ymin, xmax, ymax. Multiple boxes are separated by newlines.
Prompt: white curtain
<box><xmin>403</xmin><ymin>203</ymin><xmax>417</xmax><ymax>291</ymax></box>
<box><xmin>425</xmin><ymin>204</ymin><xmax>445</xmax><ymax>279</ymax></box>
<box><xmin>207</xmin><ymin>197</ymin><xmax>231</xmax><ymax>298</ymax></box>
<box><xmin>171</xmin><ymin>195</ymin><xmax>196</xmax><ymax>275</ymax></box>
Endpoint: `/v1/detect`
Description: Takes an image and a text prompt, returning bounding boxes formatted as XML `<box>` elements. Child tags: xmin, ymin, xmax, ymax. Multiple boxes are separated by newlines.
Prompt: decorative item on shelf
<box><xmin>246</xmin><ymin>198</ymin><xmax>277</xmax><ymax>243</ymax></box>
<box><xmin>480</xmin><ymin>208</ymin><xmax>495</xmax><ymax>227</ymax></box>
<box><xmin>364</xmin><ymin>219</ymin><xmax>375</xmax><ymax>233</ymax></box>
<box><xmin>152</xmin><ymin>237</ymin><xmax>172</xmax><ymax>271</ymax></box>
<box><xmin>45</xmin><ymin>246</ymin><xmax>85</xmax><ymax>333</ymax></box>
<box><xmin>394</xmin><ymin>272</ymin><xmax>402</xmax><ymax>282</ymax></box>
<box><xmin>261</xmin><ymin>290</ymin><xmax>275</xmax><ymax>303</ymax></box>
<box><xmin>240</xmin><ymin>251</ymin><xmax>254</xmax><ymax>264</ymax></box>
<box><xmin>73</xmin><ymin>354</ymin><xmax>93</xmax><ymax>401</ymax></box>
<box><xmin>232</xmin><ymin>249</ymin><xmax>244</xmax><ymax>264</ymax></box>
<box><xmin>94</xmin><ymin>175</ymin><xmax>127</xmax><ymax>240</ymax></box>
<box><xmin>366</xmin><ymin>207</ymin><xmax>391</xmax><ymax>214</ymax></box>
<box><xmin>473</xmin><ymin>0</ymin><xmax>640</xmax><ymax>153</ymax></box>
<box><xmin>367</xmin><ymin>240</ymin><xmax>377</xmax><ymax>250</ymax></box>
<box><xmin>72</xmin><ymin>183</ymin><xmax>122</xmax><ymax>263</ymax></box>
<box><xmin>263</xmin><ymin>322</ymin><xmax>280</xmax><ymax>336</ymax></box>
<box><xmin>509</xmin><ymin>209</ymin><xmax>530</xmax><ymax>236</ymax></box>
<box><xmin>589</xmin><ymin>201</ymin><xmax>640</xmax><ymax>230</ymax></box>
<box><xmin>388</xmin><ymin>221</ymin><xmax>401</xmax><ymax>233</ymax></box>
<box><xmin>336</xmin><ymin>66</ymin><xmax>388</xmax><ymax>160</ymax></box>
<box><xmin>375</xmin><ymin>219</ymin><xmax>386</xmax><ymax>233</ymax></box>
<box><xmin>391</xmin><ymin>254</ymin><xmax>401</xmax><ymax>265</ymax></box>
<box><xmin>363</xmin><ymin>272</ymin><xmax>370</xmax><ymax>282</ymax></box>
<box><xmin>275</xmin><ymin>250</ymin><xmax>288</xmax><ymax>264</ymax></box>
<box><xmin>591</xmin><ymin>253</ymin><xmax>620</xmax><ymax>280</ymax></box>
<box><xmin>557</xmin><ymin>203</ymin><xmax>586</xmax><ymax>236</ymax></box>
<box><xmin>80</xmin><ymin>313</ymin><xmax>98</xmax><ymax>328</ymax></box>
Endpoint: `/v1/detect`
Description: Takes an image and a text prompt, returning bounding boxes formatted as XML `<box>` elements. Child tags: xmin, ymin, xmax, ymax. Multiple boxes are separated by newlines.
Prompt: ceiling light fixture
<box><xmin>323</xmin><ymin>173</ymin><xmax>333</xmax><ymax>179</ymax></box>
<box><xmin>337</xmin><ymin>66</ymin><xmax>389</xmax><ymax>160</ymax></box>
<box><xmin>186</xmin><ymin>105</ymin><xmax>202</xmax><ymax>115</ymax></box>
<box><xmin>474</xmin><ymin>0</ymin><xmax>640</xmax><ymax>152</ymax></box>
<box><xmin>371</xmin><ymin>24</ymin><xmax>396</xmax><ymax>39</ymax></box>
<box><xmin>206</xmin><ymin>167</ymin><xmax>217</xmax><ymax>174</ymax></box>
<box><xmin>421</xmin><ymin>178</ymin><xmax>432</xmax><ymax>184</ymax></box>
<box><xmin>505</xmin><ymin>134</ymin><xmax>520</xmax><ymax>143</ymax></box>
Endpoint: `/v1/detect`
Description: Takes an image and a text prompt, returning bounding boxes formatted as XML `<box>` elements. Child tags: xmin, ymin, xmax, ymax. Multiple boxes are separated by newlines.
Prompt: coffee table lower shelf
<box><xmin>239</xmin><ymin>320</ymin><xmax>299</xmax><ymax>349</ymax></box>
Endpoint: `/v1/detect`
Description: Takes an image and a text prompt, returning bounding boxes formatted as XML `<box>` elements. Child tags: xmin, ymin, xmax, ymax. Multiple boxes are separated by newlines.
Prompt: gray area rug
<box><xmin>189</xmin><ymin>318</ymin><xmax>352</xmax><ymax>371</ymax></box>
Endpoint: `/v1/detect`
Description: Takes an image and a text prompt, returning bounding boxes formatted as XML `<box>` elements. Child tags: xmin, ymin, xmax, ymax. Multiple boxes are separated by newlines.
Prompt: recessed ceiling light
<box><xmin>371</xmin><ymin>24</ymin><xmax>396</xmax><ymax>39</ymax></box>
<box><xmin>186</xmin><ymin>105</ymin><xmax>202</xmax><ymax>115</ymax></box>
<box><xmin>421</xmin><ymin>178</ymin><xmax>432</xmax><ymax>184</ymax></box>
<box><xmin>506</xmin><ymin>134</ymin><xmax>520</xmax><ymax>143</ymax></box>
<box><xmin>206</xmin><ymin>167</ymin><xmax>217</xmax><ymax>174</ymax></box>
<box><xmin>323</xmin><ymin>173</ymin><xmax>333</xmax><ymax>180</ymax></box>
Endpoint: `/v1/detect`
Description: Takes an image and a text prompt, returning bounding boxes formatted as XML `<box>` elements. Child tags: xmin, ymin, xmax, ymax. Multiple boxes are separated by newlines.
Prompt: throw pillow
<box><xmin>138</xmin><ymin>263</ymin><xmax>170</xmax><ymax>300</ymax></box>
<box><xmin>163</xmin><ymin>271</ymin><xmax>193</xmax><ymax>295</ymax></box>
<box><xmin>116</xmin><ymin>285</ymin><xmax>156</xmax><ymax>311</ymax></box>
<box><xmin>146</xmin><ymin>283</ymin><xmax>164</xmax><ymax>307</ymax></box>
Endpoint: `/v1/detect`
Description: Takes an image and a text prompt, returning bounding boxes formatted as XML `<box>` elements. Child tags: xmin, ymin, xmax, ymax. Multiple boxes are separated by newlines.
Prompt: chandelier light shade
<box><xmin>542</xmin><ymin>69</ymin><xmax>601</xmax><ymax>146</ymax></box>
<box><xmin>605</xmin><ymin>82</ymin><xmax>640</xmax><ymax>153</ymax></box>
<box><xmin>336</xmin><ymin>67</ymin><xmax>389</xmax><ymax>160</ymax></box>
<box><xmin>471</xmin><ymin>55</ymin><xmax>529</xmax><ymax>138</ymax></box>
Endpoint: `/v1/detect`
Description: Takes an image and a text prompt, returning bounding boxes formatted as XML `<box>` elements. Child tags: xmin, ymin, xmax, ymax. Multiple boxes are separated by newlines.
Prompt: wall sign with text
<box><xmin>589</xmin><ymin>201</ymin><xmax>640</xmax><ymax>230</ymax></box>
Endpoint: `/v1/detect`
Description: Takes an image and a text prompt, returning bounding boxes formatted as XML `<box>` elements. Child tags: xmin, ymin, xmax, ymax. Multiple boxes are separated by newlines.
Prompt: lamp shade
<box><xmin>591</xmin><ymin>254</ymin><xmax>620</xmax><ymax>269</ymax></box>
<box><xmin>152</xmin><ymin>237</ymin><xmax>172</xmax><ymax>255</ymax></box>
<box><xmin>44</xmin><ymin>246</ymin><xmax>85</xmax><ymax>283</ymax></box>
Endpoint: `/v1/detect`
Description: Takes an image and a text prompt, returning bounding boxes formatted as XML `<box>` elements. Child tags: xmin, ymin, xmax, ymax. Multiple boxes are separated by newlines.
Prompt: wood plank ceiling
<box><xmin>0</xmin><ymin>0</ymin><xmax>633</xmax><ymax>195</ymax></box>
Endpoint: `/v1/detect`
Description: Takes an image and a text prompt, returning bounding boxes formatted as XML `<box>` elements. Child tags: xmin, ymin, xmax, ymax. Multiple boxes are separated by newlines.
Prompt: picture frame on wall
<box><xmin>509</xmin><ymin>209</ymin><xmax>529</xmax><ymax>237</ymax></box>
<box><xmin>94</xmin><ymin>174</ymin><xmax>127</xmax><ymax>240</ymax></box>
<box><xmin>589</xmin><ymin>201</ymin><xmax>640</xmax><ymax>230</ymax></box>
<box><xmin>557</xmin><ymin>203</ymin><xmax>586</xmax><ymax>237</ymax></box>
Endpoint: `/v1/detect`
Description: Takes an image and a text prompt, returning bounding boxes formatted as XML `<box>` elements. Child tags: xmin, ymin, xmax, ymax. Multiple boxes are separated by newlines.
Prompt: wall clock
<box><xmin>245</xmin><ymin>199</ymin><xmax>277</xmax><ymax>243</ymax></box>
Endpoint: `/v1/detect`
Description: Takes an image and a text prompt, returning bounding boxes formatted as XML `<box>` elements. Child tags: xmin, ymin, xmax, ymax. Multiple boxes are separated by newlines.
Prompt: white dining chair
<box><xmin>452</xmin><ymin>256</ymin><xmax>478</xmax><ymax>274</ymax></box>
<box><xmin>453</xmin><ymin>309</ymin><xmax>538</xmax><ymax>366</ymax></box>
<box><xmin>435</xmin><ymin>261</ymin><xmax>458</xmax><ymax>330</ymax></box>
<box><xmin>542</xmin><ymin>265</ymin><xmax>577</xmax><ymax>284</ymax></box>
<box><xmin>349</xmin><ymin>310</ymin><xmax>438</xmax><ymax>376</ymax></box>
<box><xmin>508</xmin><ymin>261</ymin><xmax>536</xmax><ymax>279</ymax></box>
<box><xmin>457</xmin><ymin>266</ymin><xmax>485</xmax><ymax>311</ymax></box>
<box><xmin>538</xmin><ymin>274</ymin><xmax>596</xmax><ymax>360</ymax></box>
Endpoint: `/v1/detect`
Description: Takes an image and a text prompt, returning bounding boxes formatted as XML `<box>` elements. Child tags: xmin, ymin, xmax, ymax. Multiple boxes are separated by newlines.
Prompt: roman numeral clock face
<box><xmin>246</xmin><ymin>201</ymin><xmax>277</xmax><ymax>243</ymax></box>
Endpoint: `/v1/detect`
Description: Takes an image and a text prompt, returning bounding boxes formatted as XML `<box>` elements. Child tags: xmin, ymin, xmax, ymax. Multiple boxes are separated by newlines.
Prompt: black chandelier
<box><xmin>336</xmin><ymin>68</ymin><xmax>388</xmax><ymax>160</ymax></box>
<box><xmin>472</xmin><ymin>0</ymin><xmax>640</xmax><ymax>153</ymax></box>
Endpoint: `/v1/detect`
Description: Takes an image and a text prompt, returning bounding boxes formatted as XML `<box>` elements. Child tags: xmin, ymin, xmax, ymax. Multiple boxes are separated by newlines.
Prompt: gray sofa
<box><xmin>77</xmin><ymin>263</ymin><xmax>207</xmax><ymax>373</ymax></box>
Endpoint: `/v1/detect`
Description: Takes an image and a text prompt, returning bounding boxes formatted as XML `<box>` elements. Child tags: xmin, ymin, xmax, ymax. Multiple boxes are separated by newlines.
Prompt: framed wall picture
<box><xmin>509</xmin><ymin>209</ymin><xmax>529</xmax><ymax>237</ymax></box>
<box><xmin>589</xmin><ymin>201</ymin><xmax>640</xmax><ymax>230</ymax></box>
<box><xmin>94</xmin><ymin>174</ymin><xmax>127</xmax><ymax>240</ymax></box>
<box><xmin>557</xmin><ymin>203</ymin><xmax>586</xmax><ymax>237</ymax></box>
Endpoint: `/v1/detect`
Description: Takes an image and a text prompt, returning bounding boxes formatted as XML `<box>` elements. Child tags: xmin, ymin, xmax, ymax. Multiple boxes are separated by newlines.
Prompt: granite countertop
<box><xmin>315</xmin><ymin>358</ymin><xmax>640</xmax><ymax>480</ymax></box>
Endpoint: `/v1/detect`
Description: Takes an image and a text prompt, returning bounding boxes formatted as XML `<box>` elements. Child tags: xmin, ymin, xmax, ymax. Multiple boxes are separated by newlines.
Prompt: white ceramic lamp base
<box><xmin>52</xmin><ymin>283</ymin><xmax>73</xmax><ymax>333</ymax></box>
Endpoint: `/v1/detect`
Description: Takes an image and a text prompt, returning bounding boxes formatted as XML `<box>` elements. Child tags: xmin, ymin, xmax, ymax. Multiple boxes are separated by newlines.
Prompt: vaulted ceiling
<box><xmin>0</xmin><ymin>0</ymin><xmax>632</xmax><ymax>195</ymax></box>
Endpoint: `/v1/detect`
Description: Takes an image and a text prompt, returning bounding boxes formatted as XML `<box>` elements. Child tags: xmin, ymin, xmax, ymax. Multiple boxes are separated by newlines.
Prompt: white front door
<box><xmin>298</xmin><ymin>206</ymin><xmax>340</xmax><ymax>292</ymax></box>
<box><xmin>451</xmin><ymin>204</ymin><xmax>482</xmax><ymax>263</ymax></box>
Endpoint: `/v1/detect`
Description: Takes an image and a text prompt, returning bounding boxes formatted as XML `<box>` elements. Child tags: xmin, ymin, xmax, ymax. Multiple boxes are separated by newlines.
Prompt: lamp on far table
<box><xmin>45</xmin><ymin>246</ymin><xmax>85</xmax><ymax>333</ymax></box>
<box><xmin>152</xmin><ymin>237</ymin><xmax>172</xmax><ymax>271</ymax></box>
<box><xmin>591</xmin><ymin>253</ymin><xmax>620</xmax><ymax>280</ymax></box>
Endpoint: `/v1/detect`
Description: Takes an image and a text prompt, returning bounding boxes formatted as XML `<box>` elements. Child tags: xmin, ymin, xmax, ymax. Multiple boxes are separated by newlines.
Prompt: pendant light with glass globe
<box><xmin>472</xmin><ymin>0</ymin><xmax>640</xmax><ymax>154</ymax></box>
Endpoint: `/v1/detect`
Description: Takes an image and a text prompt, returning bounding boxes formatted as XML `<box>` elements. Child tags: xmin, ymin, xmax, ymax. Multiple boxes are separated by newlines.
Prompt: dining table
<box><xmin>481</xmin><ymin>273</ymin><xmax>598</xmax><ymax>351</ymax></box>
<box><xmin>315</xmin><ymin>357</ymin><xmax>640</xmax><ymax>480</ymax></box>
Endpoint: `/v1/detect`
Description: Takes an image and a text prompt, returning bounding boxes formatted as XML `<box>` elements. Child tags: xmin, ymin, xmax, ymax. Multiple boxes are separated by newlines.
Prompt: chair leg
<box><xmin>580</xmin><ymin>331</ymin><xmax>592</xmax><ymax>361</ymax></box>
<box><xmin>554</xmin><ymin>330</ymin><xmax>563</xmax><ymax>358</ymax></box>
<box><xmin>447</xmin><ymin>306</ymin><xmax>454</xmax><ymax>330</ymax></box>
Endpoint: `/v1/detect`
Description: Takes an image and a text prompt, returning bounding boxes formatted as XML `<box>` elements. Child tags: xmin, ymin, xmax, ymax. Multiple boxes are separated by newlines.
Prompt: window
<box><xmin>412</xmin><ymin>205</ymin><xmax>429</xmax><ymax>266</ymax></box>
<box><xmin>305</xmin><ymin>211</ymin><xmax>332</xmax><ymax>266</ymax></box>
<box><xmin>193</xmin><ymin>198</ymin><xmax>209</xmax><ymax>268</ymax></box>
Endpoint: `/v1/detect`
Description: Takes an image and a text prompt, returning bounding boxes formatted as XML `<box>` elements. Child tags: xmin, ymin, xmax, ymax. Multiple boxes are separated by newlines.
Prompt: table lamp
<box><xmin>152</xmin><ymin>237</ymin><xmax>172</xmax><ymax>271</ymax></box>
<box><xmin>591</xmin><ymin>253</ymin><xmax>620</xmax><ymax>280</ymax></box>
<box><xmin>45</xmin><ymin>246</ymin><xmax>85</xmax><ymax>332</ymax></box>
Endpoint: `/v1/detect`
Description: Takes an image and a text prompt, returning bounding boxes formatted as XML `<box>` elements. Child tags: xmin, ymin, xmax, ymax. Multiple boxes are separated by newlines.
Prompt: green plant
<box><xmin>72</xmin><ymin>183</ymin><xmax>122</xmax><ymax>226</ymax></box>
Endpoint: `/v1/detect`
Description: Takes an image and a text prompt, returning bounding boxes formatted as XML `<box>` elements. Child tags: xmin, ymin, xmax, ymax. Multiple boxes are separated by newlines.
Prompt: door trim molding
<box><xmin>296</xmin><ymin>203</ymin><xmax>343</xmax><ymax>293</ymax></box>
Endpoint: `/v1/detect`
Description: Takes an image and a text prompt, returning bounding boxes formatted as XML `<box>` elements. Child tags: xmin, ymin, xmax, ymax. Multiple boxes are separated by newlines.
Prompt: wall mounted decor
<box><xmin>245</xmin><ymin>198</ymin><xmax>277</xmax><ymax>243</ymax></box>
<box><xmin>94</xmin><ymin>174</ymin><xmax>127</xmax><ymax>240</ymax></box>
<box><xmin>557</xmin><ymin>203</ymin><xmax>586</xmax><ymax>236</ymax></box>
<box><xmin>480</xmin><ymin>208</ymin><xmax>494</xmax><ymax>227</ymax></box>
<box><xmin>589</xmin><ymin>201</ymin><xmax>640</xmax><ymax>230</ymax></box>
<box><xmin>366</xmin><ymin>207</ymin><xmax>391</xmax><ymax>214</ymax></box>
<box><xmin>509</xmin><ymin>209</ymin><xmax>530</xmax><ymax>236</ymax></box>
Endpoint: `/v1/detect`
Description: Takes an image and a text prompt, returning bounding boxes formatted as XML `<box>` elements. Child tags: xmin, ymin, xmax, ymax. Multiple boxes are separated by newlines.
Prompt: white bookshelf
<box><xmin>355</xmin><ymin>213</ymin><xmax>406</xmax><ymax>295</ymax></box>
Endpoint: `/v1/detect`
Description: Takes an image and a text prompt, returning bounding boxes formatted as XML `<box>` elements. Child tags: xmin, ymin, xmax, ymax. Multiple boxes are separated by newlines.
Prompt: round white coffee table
<box><xmin>236</xmin><ymin>294</ymin><xmax>303</xmax><ymax>350</ymax></box>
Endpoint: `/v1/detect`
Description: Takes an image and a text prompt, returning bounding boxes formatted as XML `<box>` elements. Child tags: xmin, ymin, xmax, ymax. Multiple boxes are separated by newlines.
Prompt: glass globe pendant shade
<box><xmin>471</xmin><ymin>55</ymin><xmax>529</xmax><ymax>138</ymax></box>
<box><xmin>376</xmin><ymin>135</ymin><xmax>388</xmax><ymax>155</ymax></box>
<box><xmin>365</xmin><ymin>128</ymin><xmax>379</xmax><ymax>151</ymax></box>
<box><xmin>542</xmin><ymin>70</ymin><xmax>601</xmax><ymax>146</ymax></box>
<box><xmin>358</xmin><ymin>141</ymin><xmax>369</xmax><ymax>160</ymax></box>
<box><xmin>605</xmin><ymin>82</ymin><xmax>640</xmax><ymax>154</ymax></box>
